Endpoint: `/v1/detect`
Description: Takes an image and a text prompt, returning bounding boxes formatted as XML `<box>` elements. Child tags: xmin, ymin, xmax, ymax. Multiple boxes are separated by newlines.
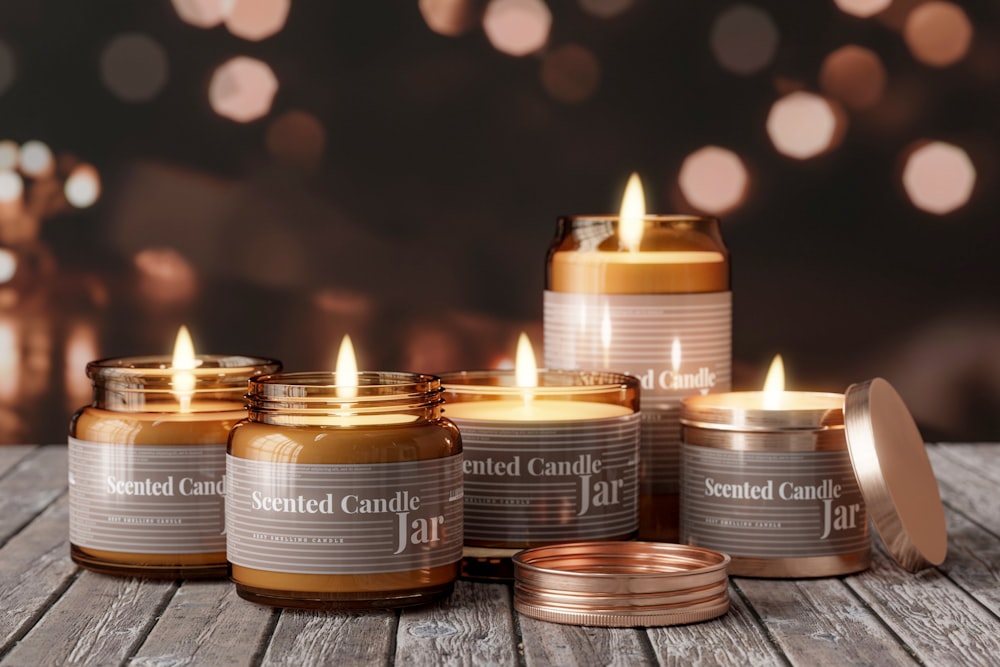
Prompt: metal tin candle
<box><xmin>226</xmin><ymin>338</ymin><xmax>463</xmax><ymax>609</ymax></box>
<box><xmin>68</xmin><ymin>326</ymin><xmax>281</xmax><ymax>579</ymax></box>
<box><xmin>440</xmin><ymin>334</ymin><xmax>640</xmax><ymax>580</ymax></box>
<box><xmin>544</xmin><ymin>174</ymin><xmax>731</xmax><ymax>541</ymax></box>
<box><xmin>679</xmin><ymin>356</ymin><xmax>868</xmax><ymax>578</ymax></box>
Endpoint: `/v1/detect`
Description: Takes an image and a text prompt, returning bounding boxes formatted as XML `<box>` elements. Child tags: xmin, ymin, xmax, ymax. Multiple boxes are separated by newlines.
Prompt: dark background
<box><xmin>1</xmin><ymin>0</ymin><xmax>998</xmax><ymax>443</ymax></box>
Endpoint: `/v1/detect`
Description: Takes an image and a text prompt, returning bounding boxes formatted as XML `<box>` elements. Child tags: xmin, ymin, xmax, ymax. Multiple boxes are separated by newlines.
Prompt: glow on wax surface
<box><xmin>443</xmin><ymin>333</ymin><xmax>632</xmax><ymax>421</ymax></box>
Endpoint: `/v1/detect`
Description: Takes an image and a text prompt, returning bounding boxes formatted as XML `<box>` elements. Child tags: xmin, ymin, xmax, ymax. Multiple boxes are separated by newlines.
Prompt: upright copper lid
<box><xmin>512</xmin><ymin>541</ymin><xmax>730</xmax><ymax>627</ymax></box>
<box><xmin>844</xmin><ymin>378</ymin><xmax>948</xmax><ymax>571</ymax></box>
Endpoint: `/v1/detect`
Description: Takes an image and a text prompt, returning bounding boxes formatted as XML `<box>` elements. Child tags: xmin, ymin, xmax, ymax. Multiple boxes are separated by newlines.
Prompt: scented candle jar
<box><xmin>680</xmin><ymin>391</ymin><xmax>870</xmax><ymax>578</ymax></box>
<box><xmin>68</xmin><ymin>354</ymin><xmax>282</xmax><ymax>579</ymax></box>
<box><xmin>226</xmin><ymin>371</ymin><xmax>463</xmax><ymax>609</ymax></box>
<box><xmin>440</xmin><ymin>370</ymin><xmax>640</xmax><ymax>580</ymax></box>
<box><xmin>544</xmin><ymin>213</ymin><xmax>731</xmax><ymax>541</ymax></box>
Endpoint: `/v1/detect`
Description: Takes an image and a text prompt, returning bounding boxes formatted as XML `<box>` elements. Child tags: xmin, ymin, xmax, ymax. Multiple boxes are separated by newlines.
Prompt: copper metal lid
<box><xmin>512</xmin><ymin>541</ymin><xmax>730</xmax><ymax>627</ymax></box>
<box><xmin>844</xmin><ymin>378</ymin><xmax>948</xmax><ymax>571</ymax></box>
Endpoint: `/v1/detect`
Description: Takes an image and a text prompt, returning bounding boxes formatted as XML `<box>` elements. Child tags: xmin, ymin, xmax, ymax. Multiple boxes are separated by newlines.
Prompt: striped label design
<box><xmin>455</xmin><ymin>413</ymin><xmax>639</xmax><ymax>543</ymax></box>
<box><xmin>544</xmin><ymin>291</ymin><xmax>731</xmax><ymax>495</ymax></box>
<box><xmin>226</xmin><ymin>455</ymin><xmax>463</xmax><ymax>574</ymax></box>
<box><xmin>680</xmin><ymin>445</ymin><xmax>869</xmax><ymax>557</ymax></box>
<box><xmin>68</xmin><ymin>438</ymin><xmax>227</xmax><ymax>554</ymax></box>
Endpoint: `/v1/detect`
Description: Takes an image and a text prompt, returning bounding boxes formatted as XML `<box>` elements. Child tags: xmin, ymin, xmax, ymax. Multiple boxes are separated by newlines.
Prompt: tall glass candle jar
<box><xmin>440</xmin><ymin>370</ymin><xmax>640</xmax><ymax>580</ymax></box>
<box><xmin>68</xmin><ymin>354</ymin><xmax>282</xmax><ymax>579</ymax></box>
<box><xmin>544</xmin><ymin>213</ymin><xmax>731</xmax><ymax>541</ymax></box>
<box><xmin>226</xmin><ymin>371</ymin><xmax>463</xmax><ymax>609</ymax></box>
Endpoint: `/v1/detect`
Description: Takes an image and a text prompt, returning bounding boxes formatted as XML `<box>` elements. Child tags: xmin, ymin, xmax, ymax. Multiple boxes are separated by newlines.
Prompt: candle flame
<box><xmin>171</xmin><ymin>325</ymin><xmax>199</xmax><ymax>413</ymax></box>
<box><xmin>618</xmin><ymin>172</ymin><xmax>646</xmax><ymax>252</ymax></box>
<box><xmin>762</xmin><ymin>354</ymin><xmax>785</xmax><ymax>409</ymax></box>
<box><xmin>515</xmin><ymin>332</ymin><xmax>538</xmax><ymax>409</ymax></box>
<box><xmin>335</xmin><ymin>334</ymin><xmax>359</xmax><ymax>399</ymax></box>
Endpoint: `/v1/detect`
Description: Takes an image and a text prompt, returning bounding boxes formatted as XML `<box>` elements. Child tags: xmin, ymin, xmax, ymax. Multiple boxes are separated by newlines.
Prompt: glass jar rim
<box><xmin>87</xmin><ymin>355</ymin><xmax>282</xmax><ymax>392</ymax></box>
<box><xmin>439</xmin><ymin>369</ymin><xmax>639</xmax><ymax>397</ymax></box>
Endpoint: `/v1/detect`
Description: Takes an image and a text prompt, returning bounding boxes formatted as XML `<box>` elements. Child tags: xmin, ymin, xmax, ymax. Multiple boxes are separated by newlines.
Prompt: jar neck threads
<box><xmin>87</xmin><ymin>355</ymin><xmax>281</xmax><ymax>413</ymax></box>
<box><xmin>246</xmin><ymin>371</ymin><xmax>445</xmax><ymax>426</ymax></box>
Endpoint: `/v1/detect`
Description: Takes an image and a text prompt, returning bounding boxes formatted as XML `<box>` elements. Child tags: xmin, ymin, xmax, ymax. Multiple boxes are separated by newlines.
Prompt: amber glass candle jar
<box><xmin>544</xmin><ymin>214</ymin><xmax>731</xmax><ymax>541</ymax></box>
<box><xmin>226</xmin><ymin>371</ymin><xmax>463</xmax><ymax>609</ymax></box>
<box><xmin>68</xmin><ymin>354</ymin><xmax>282</xmax><ymax>579</ymax></box>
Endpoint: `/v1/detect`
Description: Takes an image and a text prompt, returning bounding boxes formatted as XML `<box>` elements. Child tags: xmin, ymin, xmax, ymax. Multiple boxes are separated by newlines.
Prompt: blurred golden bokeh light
<box><xmin>901</xmin><ymin>141</ymin><xmax>975</xmax><ymax>214</ymax></box>
<box><xmin>0</xmin><ymin>141</ymin><xmax>17</xmax><ymax>170</ymax></box>
<box><xmin>0</xmin><ymin>249</ymin><xmax>17</xmax><ymax>284</ymax></box>
<box><xmin>678</xmin><ymin>146</ymin><xmax>750</xmax><ymax>215</ymax></box>
<box><xmin>0</xmin><ymin>170</ymin><xmax>23</xmax><ymax>203</ymax></box>
<box><xmin>766</xmin><ymin>92</ymin><xmax>843</xmax><ymax>159</ymax></box>
<box><xmin>209</xmin><ymin>56</ymin><xmax>279</xmax><ymax>122</ymax></box>
<box><xmin>100</xmin><ymin>33</ymin><xmax>170</xmax><ymax>103</ymax></box>
<box><xmin>420</xmin><ymin>0</ymin><xmax>478</xmax><ymax>37</ymax></box>
<box><xmin>540</xmin><ymin>44</ymin><xmax>601</xmax><ymax>104</ymax></box>
<box><xmin>225</xmin><ymin>0</ymin><xmax>291</xmax><ymax>42</ymax></box>
<box><xmin>820</xmin><ymin>45</ymin><xmax>887</xmax><ymax>110</ymax></box>
<box><xmin>171</xmin><ymin>0</ymin><xmax>232</xmax><ymax>28</ymax></box>
<box><xmin>710</xmin><ymin>4</ymin><xmax>779</xmax><ymax>76</ymax></box>
<box><xmin>482</xmin><ymin>0</ymin><xmax>552</xmax><ymax>57</ymax></box>
<box><xmin>903</xmin><ymin>1</ymin><xmax>972</xmax><ymax>67</ymax></box>
<box><xmin>834</xmin><ymin>0</ymin><xmax>893</xmax><ymax>18</ymax></box>
<box><xmin>64</xmin><ymin>164</ymin><xmax>102</xmax><ymax>209</ymax></box>
<box><xmin>19</xmin><ymin>140</ymin><xmax>54</xmax><ymax>178</ymax></box>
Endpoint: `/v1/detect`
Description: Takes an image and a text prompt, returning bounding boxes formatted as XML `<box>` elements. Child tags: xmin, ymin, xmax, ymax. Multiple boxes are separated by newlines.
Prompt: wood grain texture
<box><xmin>733</xmin><ymin>575</ymin><xmax>917</xmax><ymax>666</ymax></box>
<box><xmin>935</xmin><ymin>508</ymin><xmax>1000</xmax><ymax>617</ymax></box>
<box><xmin>0</xmin><ymin>446</ymin><xmax>67</xmax><ymax>543</ymax></box>
<box><xmin>396</xmin><ymin>581</ymin><xmax>518</xmax><ymax>667</ymax></box>
<box><xmin>0</xmin><ymin>493</ymin><xmax>76</xmax><ymax>654</ymax></box>
<box><xmin>129</xmin><ymin>581</ymin><xmax>275</xmax><ymax>667</ymax></box>
<box><xmin>927</xmin><ymin>445</ymin><xmax>1000</xmax><ymax>534</ymax></box>
<box><xmin>647</xmin><ymin>585</ymin><xmax>783</xmax><ymax>667</ymax></box>
<box><xmin>846</xmin><ymin>546</ymin><xmax>1000</xmax><ymax>667</ymax></box>
<box><xmin>263</xmin><ymin>609</ymin><xmax>396</xmax><ymax>667</ymax></box>
<box><xmin>1</xmin><ymin>572</ymin><xmax>175</xmax><ymax>667</ymax></box>
<box><xmin>520</xmin><ymin>617</ymin><xmax>653</xmax><ymax>666</ymax></box>
<box><xmin>0</xmin><ymin>446</ymin><xmax>37</xmax><ymax>475</ymax></box>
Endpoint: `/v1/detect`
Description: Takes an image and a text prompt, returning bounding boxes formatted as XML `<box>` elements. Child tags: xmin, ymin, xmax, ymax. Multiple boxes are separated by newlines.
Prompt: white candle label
<box><xmin>68</xmin><ymin>438</ymin><xmax>227</xmax><ymax>554</ymax></box>
<box><xmin>680</xmin><ymin>444</ymin><xmax>869</xmax><ymax>557</ymax></box>
<box><xmin>452</xmin><ymin>413</ymin><xmax>639</xmax><ymax>544</ymax></box>
<box><xmin>543</xmin><ymin>291</ymin><xmax>732</xmax><ymax>496</ymax></box>
<box><xmin>225</xmin><ymin>455</ymin><xmax>463</xmax><ymax>574</ymax></box>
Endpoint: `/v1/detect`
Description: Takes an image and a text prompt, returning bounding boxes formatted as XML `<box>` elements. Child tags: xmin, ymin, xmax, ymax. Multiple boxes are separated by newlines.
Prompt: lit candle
<box><xmin>440</xmin><ymin>333</ymin><xmax>640</xmax><ymax>581</ymax></box>
<box><xmin>68</xmin><ymin>326</ymin><xmax>281</xmax><ymax>579</ymax></box>
<box><xmin>544</xmin><ymin>173</ymin><xmax>732</xmax><ymax>542</ymax></box>
<box><xmin>226</xmin><ymin>335</ymin><xmax>463</xmax><ymax>609</ymax></box>
<box><xmin>679</xmin><ymin>356</ymin><xmax>870</xmax><ymax>578</ymax></box>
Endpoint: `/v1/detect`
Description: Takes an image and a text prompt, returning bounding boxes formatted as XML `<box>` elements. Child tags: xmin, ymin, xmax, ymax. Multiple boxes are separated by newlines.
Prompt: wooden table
<box><xmin>1</xmin><ymin>443</ymin><xmax>998</xmax><ymax>666</ymax></box>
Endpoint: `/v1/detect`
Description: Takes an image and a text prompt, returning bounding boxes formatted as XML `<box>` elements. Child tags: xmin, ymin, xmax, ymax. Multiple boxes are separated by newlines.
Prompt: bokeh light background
<box><xmin>0</xmin><ymin>0</ymin><xmax>998</xmax><ymax>443</ymax></box>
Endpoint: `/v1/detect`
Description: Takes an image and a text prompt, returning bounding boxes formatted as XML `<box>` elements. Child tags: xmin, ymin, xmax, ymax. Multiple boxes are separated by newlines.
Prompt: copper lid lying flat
<box><xmin>844</xmin><ymin>378</ymin><xmax>948</xmax><ymax>571</ymax></box>
<box><xmin>513</xmin><ymin>541</ymin><xmax>730</xmax><ymax>627</ymax></box>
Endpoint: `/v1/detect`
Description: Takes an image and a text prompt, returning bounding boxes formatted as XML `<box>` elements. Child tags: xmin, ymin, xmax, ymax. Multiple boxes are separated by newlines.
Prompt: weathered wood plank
<box><xmin>846</xmin><ymin>547</ymin><xmax>1000</xmax><ymax>667</ymax></box>
<box><xmin>0</xmin><ymin>446</ymin><xmax>67</xmax><ymax>544</ymax></box>
<box><xmin>0</xmin><ymin>572</ymin><xmax>175</xmax><ymax>667</ymax></box>
<box><xmin>647</xmin><ymin>584</ymin><xmax>784</xmax><ymax>666</ymax></box>
<box><xmin>262</xmin><ymin>608</ymin><xmax>396</xmax><ymax>667</ymax></box>
<box><xmin>936</xmin><ymin>508</ymin><xmax>1000</xmax><ymax>618</ymax></box>
<box><xmin>0</xmin><ymin>493</ymin><xmax>77</xmax><ymax>655</ymax></box>
<box><xmin>129</xmin><ymin>581</ymin><xmax>276</xmax><ymax>667</ymax></box>
<box><xmin>927</xmin><ymin>446</ymin><xmax>1000</xmax><ymax>534</ymax></box>
<box><xmin>396</xmin><ymin>580</ymin><xmax>519</xmax><ymax>666</ymax></box>
<box><xmin>520</xmin><ymin>615</ymin><xmax>653</xmax><ymax>666</ymax></box>
<box><xmin>733</xmin><ymin>575</ymin><xmax>916</xmax><ymax>666</ymax></box>
<box><xmin>930</xmin><ymin>443</ymin><xmax>1000</xmax><ymax>485</ymax></box>
<box><xmin>0</xmin><ymin>446</ymin><xmax>38</xmax><ymax>475</ymax></box>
